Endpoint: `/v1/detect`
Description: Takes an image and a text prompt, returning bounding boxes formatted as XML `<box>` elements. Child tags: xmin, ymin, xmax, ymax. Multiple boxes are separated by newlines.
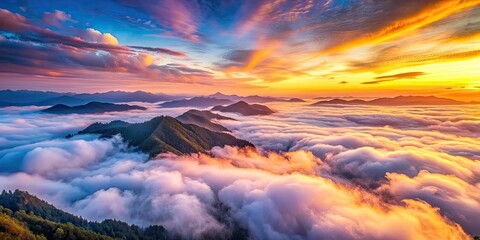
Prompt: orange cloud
<box><xmin>321</xmin><ymin>0</ymin><xmax>480</xmax><ymax>54</ymax></box>
<box><xmin>83</xmin><ymin>28</ymin><xmax>119</xmax><ymax>45</ymax></box>
<box><xmin>361</xmin><ymin>72</ymin><xmax>426</xmax><ymax>84</ymax></box>
<box><xmin>243</xmin><ymin>49</ymin><xmax>274</xmax><ymax>71</ymax></box>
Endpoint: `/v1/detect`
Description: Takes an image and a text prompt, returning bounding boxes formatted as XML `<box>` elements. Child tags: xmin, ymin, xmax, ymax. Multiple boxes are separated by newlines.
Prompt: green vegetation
<box><xmin>0</xmin><ymin>209</ymin><xmax>45</xmax><ymax>240</ymax></box>
<box><xmin>176</xmin><ymin>110</ymin><xmax>234</xmax><ymax>132</ymax></box>
<box><xmin>78</xmin><ymin>116</ymin><xmax>253</xmax><ymax>157</ymax></box>
<box><xmin>0</xmin><ymin>190</ymin><xmax>168</xmax><ymax>240</ymax></box>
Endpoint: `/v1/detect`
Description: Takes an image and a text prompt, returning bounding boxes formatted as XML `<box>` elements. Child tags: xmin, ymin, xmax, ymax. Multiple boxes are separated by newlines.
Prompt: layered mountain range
<box><xmin>311</xmin><ymin>96</ymin><xmax>479</xmax><ymax>106</ymax></box>
<box><xmin>42</xmin><ymin>102</ymin><xmax>146</xmax><ymax>114</ymax></box>
<box><xmin>0</xmin><ymin>90</ymin><xmax>183</xmax><ymax>107</ymax></box>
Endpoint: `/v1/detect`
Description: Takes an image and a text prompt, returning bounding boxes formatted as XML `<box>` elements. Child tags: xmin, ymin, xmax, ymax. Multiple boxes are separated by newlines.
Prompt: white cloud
<box><xmin>82</xmin><ymin>28</ymin><xmax>119</xmax><ymax>45</ymax></box>
<box><xmin>0</xmin><ymin>102</ymin><xmax>479</xmax><ymax>238</ymax></box>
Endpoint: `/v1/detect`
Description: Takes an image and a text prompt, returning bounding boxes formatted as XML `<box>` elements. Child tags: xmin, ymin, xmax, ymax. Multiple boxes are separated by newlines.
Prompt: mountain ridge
<box><xmin>212</xmin><ymin>101</ymin><xmax>275</xmax><ymax>116</ymax></box>
<box><xmin>0</xmin><ymin>189</ymin><xmax>169</xmax><ymax>240</ymax></box>
<box><xmin>0</xmin><ymin>90</ymin><xmax>182</xmax><ymax>107</ymax></box>
<box><xmin>207</xmin><ymin>92</ymin><xmax>304</xmax><ymax>103</ymax></box>
<box><xmin>176</xmin><ymin>110</ymin><xmax>234</xmax><ymax>132</ymax></box>
<box><xmin>159</xmin><ymin>97</ymin><xmax>233</xmax><ymax>108</ymax></box>
<box><xmin>311</xmin><ymin>95</ymin><xmax>479</xmax><ymax>106</ymax></box>
<box><xmin>78</xmin><ymin>116</ymin><xmax>253</xmax><ymax>156</ymax></box>
<box><xmin>41</xmin><ymin>102</ymin><xmax>146</xmax><ymax>114</ymax></box>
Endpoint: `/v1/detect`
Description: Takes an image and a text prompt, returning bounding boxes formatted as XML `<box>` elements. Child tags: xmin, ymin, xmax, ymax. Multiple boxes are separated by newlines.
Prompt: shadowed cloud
<box><xmin>362</xmin><ymin>72</ymin><xmax>426</xmax><ymax>84</ymax></box>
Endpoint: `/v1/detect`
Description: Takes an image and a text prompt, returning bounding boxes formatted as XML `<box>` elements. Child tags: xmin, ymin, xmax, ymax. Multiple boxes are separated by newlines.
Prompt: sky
<box><xmin>0</xmin><ymin>0</ymin><xmax>479</xmax><ymax>99</ymax></box>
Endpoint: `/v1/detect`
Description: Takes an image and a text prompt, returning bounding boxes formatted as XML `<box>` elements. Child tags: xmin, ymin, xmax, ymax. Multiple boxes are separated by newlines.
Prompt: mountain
<box><xmin>0</xmin><ymin>190</ymin><xmax>168</xmax><ymax>240</ymax></box>
<box><xmin>0</xmin><ymin>90</ymin><xmax>302</xmax><ymax>108</ymax></box>
<box><xmin>211</xmin><ymin>101</ymin><xmax>275</xmax><ymax>116</ymax></box>
<box><xmin>80</xmin><ymin>120</ymin><xmax>130</xmax><ymax>133</ymax></box>
<box><xmin>159</xmin><ymin>97</ymin><xmax>233</xmax><ymax>108</ymax></box>
<box><xmin>0</xmin><ymin>90</ymin><xmax>181</xmax><ymax>108</ymax></box>
<box><xmin>35</xmin><ymin>95</ymin><xmax>91</xmax><ymax>106</ymax></box>
<box><xmin>73</xmin><ymin>91</ymin><xmax>178</xmax><ymax>103</ymax></box>
<box><xmin>0</xmin><ymin>90</ymin><xmax>69</xmax><ymax>104</ymax></box>
<box><xmin>311</xmin><ymin>96</ymin><xmax>479</xmax><ymax>106</ymax></box>
<box><xmin>314</xmin><ymin>96</ymin><xmax>356</xmax><ymax>100</ymax></box>
<box><xmin>176</xmin><ymin>110</ymin><xmax>234</xmax><ymax>132</ymax></box>
<box><xmin>207</xmin><ymin>92</ymin><xmax>304</xmax><ymax>103</ymax></box>
<box><xmin>78</xmin><ymin>116</ymin><xmax>253</xmax><ymax>156</ymax></box>
<box><xmin>41</xmin><ymin>102</ymin><xmax>146</xmax><ymax>114</ymax></box>
<box><xmin>208</xmin><ymin>92</ymin><xmax>242</xmax><ymax>100</ymax></box>
<box><xmin>0</xmin><ymin>101</ymin><xmax>23</xmax><ymax>107</ymax></box>
<box><xmin>312</xmin><ymin>99</ymin><xmax>367</xmax><ymax>105</ymax></box>
<box><xmin>288</xmin><ymin>98</ymin><xmax>306</xmax><ymax>102</ymax></box>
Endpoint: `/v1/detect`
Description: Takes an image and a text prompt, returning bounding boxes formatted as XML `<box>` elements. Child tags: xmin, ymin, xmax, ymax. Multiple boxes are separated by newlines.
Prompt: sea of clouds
<box><xmin>0</xmin><ymin>101</ymin><xmax>479</xmax><ymax>239</ymax></box>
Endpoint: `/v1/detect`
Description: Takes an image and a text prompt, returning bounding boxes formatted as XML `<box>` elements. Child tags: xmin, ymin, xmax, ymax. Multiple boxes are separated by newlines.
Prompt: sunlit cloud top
<box><xmin>0</xmin><ymin>0</ymin><xmax>479</xmax><ymax>99</ymax></box>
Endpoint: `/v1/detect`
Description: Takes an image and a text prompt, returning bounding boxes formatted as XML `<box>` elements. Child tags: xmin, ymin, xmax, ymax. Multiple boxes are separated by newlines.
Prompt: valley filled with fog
<box><xmin>1</xmin><ymin>101</ymin><xmax>479</xmax><ymax>239</ymax></box>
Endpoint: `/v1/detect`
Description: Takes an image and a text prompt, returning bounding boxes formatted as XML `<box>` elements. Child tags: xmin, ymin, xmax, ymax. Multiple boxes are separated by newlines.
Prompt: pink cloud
<box><xmin>0</xmin><ymin>8</ymin><xmax>29</xmax><ymax>32</ymax></box>
<box><xmin>43</xmin><ymin>10</ymin><xmax>73</xmax><ymax>27</ymax></box>
<box><xmin>119</xmin><ymin>0</ymin><xmax>200</xmax><ymax>42</ymax></box>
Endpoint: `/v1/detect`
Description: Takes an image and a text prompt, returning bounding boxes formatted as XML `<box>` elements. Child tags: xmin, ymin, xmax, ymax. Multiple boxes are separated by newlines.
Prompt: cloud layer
<box><xmin>0</xmin><ymin>102</ymin><xmax>479</xmax><ymax>238</ymax></box>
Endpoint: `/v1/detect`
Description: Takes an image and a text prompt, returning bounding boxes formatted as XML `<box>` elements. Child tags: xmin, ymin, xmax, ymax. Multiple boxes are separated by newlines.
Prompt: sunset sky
<box><xmin>0</xmin><ymin>0</ymin><xmax>479</xmax><ymax>99</ymax></box>
<box><xmin>1</xmin><ymin>1</ymin><xmax>480</xmax><ymax>239</ymax></box>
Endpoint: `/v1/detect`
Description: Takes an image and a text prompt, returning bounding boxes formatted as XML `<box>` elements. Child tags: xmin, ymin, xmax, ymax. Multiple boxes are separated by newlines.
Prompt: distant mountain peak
<box><xmin>311</xmin><ymin>95</ymin><xmax>477</xmax><ymax>106</ymax></box>
<box><xmin>160</xmin><ymin>97</ymin><xmax>233</xmax><ymax>108</ymax></box>
<box><xmin>212</xmin><ymin>101</ymin><xmax>275</xmax><ymax>116</ymax></box>
<box><xmin>42</xmin><ymin>102</ymin><xmax>146</xmax><ymax>114</ymax></box>
<box><xmin>205</xmin><ymin>93</ymin><xmax>303</xmax><ymax>103</ymax></box>
<box><xmin>233</xmin><ymin>100</ymin><xmax>249</xmax><ymax>105</ymax></box>
<box><xmin>0</xmin><ymin>90</ymin><xmax>183</xmax><ymax>107</ymax></box>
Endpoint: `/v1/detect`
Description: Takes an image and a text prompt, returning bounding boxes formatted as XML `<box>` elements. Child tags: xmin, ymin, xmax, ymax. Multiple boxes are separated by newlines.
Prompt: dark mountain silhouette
<box><xmin>0</xmin><ymin>190</ymin><xmax>169</xmax><ymax>240</ymax></box>
<box><xmin>74</xmin><ymin>90</ymin><xmax>178</xmax><ymax>103</ymax></box>
<box><xmin>0</xmin><ymin>101</ymin><xmax>23</xmax><ymax>107</ymax></box>
<box><xmin>35</xmin><ymin>95</ymin><xmax>90</xmax><ymax>106</ymax></box>
<box><xmin>0</xmin><ymin>90</ymin><xmax>302</xmax><ymax>108</ymax></box>
<box><xmin>311</xmin><ymin>96</ymin><xmax>479</xmax><ymax>106</ymax></box>
<box><xmin>176</xmin><ymin>110</ymin><xmax>234</xmax><ymax>132</ymax></box>
<box><xmin>160</xmin><ymin>97</ymin><xmax>233</xmax><ymax>108</ymax></box>
<box><xmin>288</xmin><ymin>98</ymin><xmax>306</xmax><ymax>102</ymax></box>
<box><xmin>314</xmin><ymin>96</ymin><xmax>356</xmax><ymax>100</ymax></box>
<box><xmin>0</xmin><ymin>90</ymin><xmax>181</xmax><ymax>107</ymax></box>
<box><xmin>42</xmin><ymin>102</ymin><xmax>146</xmax><ymax>114</ymax></box>
<box><xmin>207</xmin><ymin>92</ymin><xmax>304</xmax><ymax>103</ymax></box>
<box><xmin>312</xmin><ymin>99</ymin><xmax>367</xmax><ymax>105</ymax></box>
<box><xmin>0</xmin><ymin>90</ymin><xmax>69</xmax><ymax>104</ymax></box>
<box><xmin>78</xmin><ymin>116</ymin><xmax>253</xmax><ymax>156</ymax></box>
<box><xmin>211</xmin><ymin>101</ymin><xmax>275</xmax><ymax>116</ymax></box>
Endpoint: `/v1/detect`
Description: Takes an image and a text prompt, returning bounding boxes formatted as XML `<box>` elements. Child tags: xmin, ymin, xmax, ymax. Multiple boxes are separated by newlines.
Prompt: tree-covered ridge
<box><xmin>0</xmin><ymin>209</ymin><xmax>45</xmax><ymax>240</ymax></box>
<box><xmin>176</xmin><ymin>110</ymin><xmax>234</xmax><ymax>132</ymax></box>
<box><xmin>0</xmin><ymin>190</ymin><xmax>168</xmax><ymax>240</ymax></box>
<box><xmin>0</xmin><ymin>207</ymin><xmax>112</xmax><ymax>240</ymax></box>
<box><xmin>78</xmin><ymin>116</ymin><xmax>254</xmax><ymax>157</ymax></box>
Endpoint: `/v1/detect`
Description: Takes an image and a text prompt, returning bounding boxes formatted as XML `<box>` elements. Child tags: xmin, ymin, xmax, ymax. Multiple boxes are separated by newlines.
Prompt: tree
<box><xmin>53</xmin><ymin>227</ymin><xmax>64</xmax><ymax>239</ymax></box>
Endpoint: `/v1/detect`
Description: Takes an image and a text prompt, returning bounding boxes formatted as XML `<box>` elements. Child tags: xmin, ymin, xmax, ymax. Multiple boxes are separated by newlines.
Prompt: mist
<box><xmin>0</xmin><ymin>102</ymin><xmax>479</xmax><ymax>238</ymax></box>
